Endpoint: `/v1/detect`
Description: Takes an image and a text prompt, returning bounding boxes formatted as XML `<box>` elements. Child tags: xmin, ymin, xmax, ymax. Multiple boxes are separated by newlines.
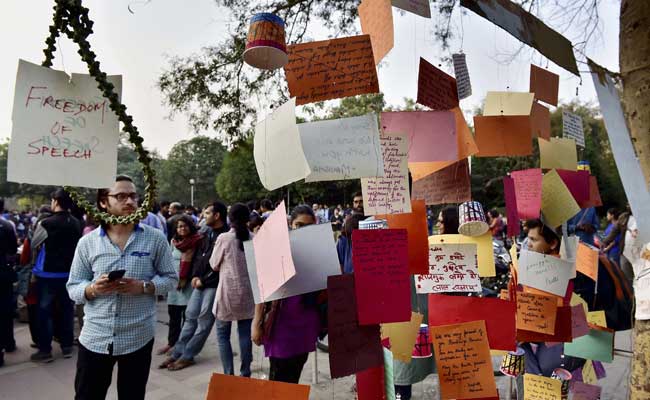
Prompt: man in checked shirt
<box><xmin>67</xmin><ymin>175</ymin><xmax>178</xmax><ymax>400</ymax></box>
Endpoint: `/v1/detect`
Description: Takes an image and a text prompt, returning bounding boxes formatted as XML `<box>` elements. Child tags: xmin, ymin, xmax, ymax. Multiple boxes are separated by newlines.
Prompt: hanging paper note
<box><xmin>380</xmin><ymin>111</ymin><xmax>457</xmax><ymax>162</ymax></box>
<box><xmin>299</xmin><ymin>113</ymin><xmax>384</xmax><ymax>182</ymax></box>
<box><xmin>531</xmin><ymin>101</ymin><xmax>551</xmax><ymax>139</ymax></box>
<box><xmin>483</xmin><ymin>92</ymin><xmax>535</xmax><ymax>116</ymax></box>
<box><xmin>571</xmin><ymin>293</ymin><xmax>589</xmax><ymax>313</ymax></box>
<box><xmin>518</xmin><ymin>249</ymin><xmax>574</xmax><ymax>296</ymax></box>
<box><xmin>579</xmin><ymin>176</ymin><xmax>603</xmax><ymax>208</ymax></box>
<box><xmin>352</xmin><ymin>229</ymin><xmax>411</xmax><ymax>324</ymax></box>
<box><xmin>327</xmin><ymin>274</ymin><xmax>384</xmax><ymax>378</ymax></box>
<box><xmin>391</xmin><ymin>0</ymin><xmax>431</xmax><ymax>18</ymax></box>
<box><xmin>592</xmin><ymin>360</ymin><xmax>607</xmax><ymax>380</ymax></box>
<box><xmin>8</xmin><ymin>59</ymin><xmax>120</xmax><ymax>188</ymax></box>
<box><xmin>378</xmin><ymin>199</ymin><xmax>430</xmax><ymax>274</ymax></box>
<box><xmin>430</xmin><ymin>320</ymin><xmax>498</xmax><ymax>400</ymax></box>
<box><xmin>428</xmin><ymin>294</ymin><xmax>516</xmax><ymax>351</ymax></box>
<box><xmin>523</xmin><ymin>374</ymin><xmax>562</xmax><ymax>400</ymax></box>
<box><xmin>416</xmin><ymin>243</ymin><xmax>481</xmax><ymax>293</ymax></box>
<box><xmin>430</xmin><ymin>233</ymin><xmax>496</xmax><ymax>277</ymax></box>
<box><xmin>516</xmin><ymin>291</ymin><xmax>557</xmax><ymax>335</ymax></box>
<box><xmin>556</xmin><ymin>169</ymin><xmax>590</xmax><ymax>203</ymax></box>
<box><xmin>511</xmin><ymin>168</ymin><xmax>543</xmax><ymax>220</ymax></box>
<box><xmin>530</xmin><ymin>65</ymin><xmax>559</xmax><ymax>106</ymax></box>
<box><xmin>359</xmin><ymin>0</ymin><xmax>394</xmax><ymax>64</ymax></box>
<box><xmin>474</xmin><ymin>115</ymin><xmax>533</xmax><ymax>157</ymax></box>
<box><xmin>571</xmin><ymin>304</ymin><xmax>590</xmax><ymax>338</ymax></box>
<box><xmin>571</xmin><ymin>381</ymin><xmax>602</xmax><ymax>400</ymax></box>
<box><xmin>416</xmin><ymin>57</ymin><xmax>459</xmax><ymax>111</ymax></box>
<box><xmin>576</xmin><ymin>242</ymin><xmax>599</xmax><ymax>282</ymax></box>
<box><xmin>586</xmin><ymin>311</ymin><xmax>607</xmax><ymax>328</ymax></box>
<box><xmin>361</xmin><ymin>132</ymin><xmax>411</xmax><ymax>215</ymax></box>
<box><xmin>383</xmin><ymin>348</ymin><xmax>396</xmax><ymax>400</ymax></box>
<box><xmin>253</xmin><ymin>98</ymin><xmax>311</xmax><ymax>191</ymax></box>
<box><xmin>517</xmin><ymin>305</ymin><xmax>573</xmax><ymax>343</ymax></box>
<box><xmin>541</xmin><ymin>169</ymin><xmax>581</xmax><ymax>228</ymax></box>
<box><xmin>539</xmin><ymin>137</ymin><xmax>578</xmax><ymax>171</ymax></box>
<box><xmin>381</xmin><ymin>312</ymin><xmax>423</xmax><ymax>363</ymax></box>
<box><xmin>412</xmin><ymin>159</ymin><xmax>471</xmax><ymax>205</ymax></box>
<box><xmin>252</xmin><ymin>202</ymin><xmax>296</xmax><ymax>302</ymax></box>
<box><xmin>460</xmin><ymin>0</ymin><xmax>579</xmax><ymax>75</ymax></box>
<box><xmin>356</xmin><ymin>364</ymin><xmax>386</xmax><ymax>400</ymax></box>
<box><xmin>562</xmin><ymin>111</ymin><xmax>585</xmax><ymax>148</ymax></box>
<box><xmin>408</xmin><ymin>107</ymin><xmax>479</xmax><ymax>180</ymax></box>
<box><xmin>564</xmin><ymin>325</ymin><xmax>614</xmax><ymax>362</ymax></box>
<box><xmin>503</xmin><ymin>176</ymin><xmax>520</xmax><ymax>238</ymax></box>
<box><xmin>579</xmin><ymin>360</ymin><xmax>599</xmax><ymax>384</ymax></box>
<box><xmin>205</xmin><ymin>373</ymin><xmax>310</xmax><ymax>400</ymax></box>
<box><xmin>284</xmin><ymin>35</ymin><xmax>379</xmax><ymax>105</ymax></box>
<box><xmin>452</xmin><ymin>53</ymin><xmax>472</xmax><ymax>100</ymax></box>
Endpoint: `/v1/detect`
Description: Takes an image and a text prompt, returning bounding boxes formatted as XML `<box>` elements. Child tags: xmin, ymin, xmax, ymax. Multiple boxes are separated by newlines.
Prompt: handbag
<box><xmin>261</xmin><ymin>300</ymin><xmax>281</xmax><ymax>341</ymax></box>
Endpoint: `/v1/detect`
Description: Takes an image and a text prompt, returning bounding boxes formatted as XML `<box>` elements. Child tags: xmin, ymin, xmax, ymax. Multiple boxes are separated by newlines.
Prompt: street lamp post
<box><xmin>189</xmin><ymin>178</ymin><xmax>195</xmax><ymax>206</ymax></box>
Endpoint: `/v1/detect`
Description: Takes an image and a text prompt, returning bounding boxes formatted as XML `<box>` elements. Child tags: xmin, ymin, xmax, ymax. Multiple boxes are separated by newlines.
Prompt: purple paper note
<box><xmin>381</xmin><ymin>111</ymin><xmax>457</xmax><ymax>162</ymax></box>
<box><xmin>592</xmin><ymin>360</ymin><xmax>607</xmax><ymax>379</ymax></box>
<box><xmin>572</xmin><ymin>305</ymin><xmax>590</xmax><ymax>338</ymax></box>
<box><xmin>571</xmin><ymin>381</ymin><xmax>602</xmax><ymax>400</ymax></box>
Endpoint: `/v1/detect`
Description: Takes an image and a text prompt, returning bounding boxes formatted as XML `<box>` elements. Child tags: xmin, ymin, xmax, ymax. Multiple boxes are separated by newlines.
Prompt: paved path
<box><xmin>0</xmin><ymin>302</ymin><xmax>633</xmax><ymax>399</ymax></box>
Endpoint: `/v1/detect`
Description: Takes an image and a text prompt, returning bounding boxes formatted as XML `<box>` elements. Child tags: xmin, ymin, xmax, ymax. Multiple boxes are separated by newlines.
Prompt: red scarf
<box><xmin>172</xmin><ymin>233</ymin><xmax>203</xmax><ymax>279</ymax></box>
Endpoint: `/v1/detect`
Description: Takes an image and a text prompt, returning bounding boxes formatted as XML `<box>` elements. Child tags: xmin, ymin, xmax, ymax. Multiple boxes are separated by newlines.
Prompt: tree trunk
<box><xmin>620</xmin><ymin>0</ymin><xmax>650</xmax><ymax>187</ymax></box>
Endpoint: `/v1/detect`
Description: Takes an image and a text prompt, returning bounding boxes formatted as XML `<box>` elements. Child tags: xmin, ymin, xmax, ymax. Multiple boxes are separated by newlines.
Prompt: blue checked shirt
<box><xmin>66</xmin><ymin>224</ymin><xmax>178</xmax><ymax>355</ymax></box>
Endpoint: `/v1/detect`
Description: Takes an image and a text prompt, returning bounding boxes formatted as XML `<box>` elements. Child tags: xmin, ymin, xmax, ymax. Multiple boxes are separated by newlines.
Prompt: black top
<box><xmin>191</xmin><ymin>224</ymin><xmax>228</xmax><ymax>289</ymax></box>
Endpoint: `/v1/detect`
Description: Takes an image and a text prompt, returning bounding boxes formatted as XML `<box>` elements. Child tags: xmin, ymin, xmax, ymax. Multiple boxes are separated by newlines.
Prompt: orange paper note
<box><xmin>576</xmin><ymin>242</ymin><xmax>599</xmax><ymax>281</ymax></box>
<box><xmin>531</xmin><ymin>101</ymin><xmax>551</xmax><ymax>140</ymax></box>
<box><xmin>530</xmin><ymin>65</ymin><xmax>559</xmax><ymax>106</ymax></box>
<box><xmin>205</xmin><ymin>373</ymin><xmax>310</xmax><ymax>400</ymax></box>
<box><xmin>516</xmin><ymin>291</ymin><xmax>557</xmax><ymax>335</ymax></box>
<box><xmin>474</xmin><ymin>115</ymin><xmax>532</xmax><ymax>157</ymax></box>
<box><xmin>417</xmin><ymin>57</ymin><xmax>459</xmax><ymax>111</ymax></box>
<box><xmin>359</xmin><ymin>0</ymin><xmax>394</xmax><ymax>64</ymax></box>
<box><xmin>430</xmin><ymin>320</ymin><xmax>498</xmax><ymax>400</ymax></box>
<box><xmin>285</xmin><ymin>35</ymin><xmax>379</xmax><ymax>105</ymax></box>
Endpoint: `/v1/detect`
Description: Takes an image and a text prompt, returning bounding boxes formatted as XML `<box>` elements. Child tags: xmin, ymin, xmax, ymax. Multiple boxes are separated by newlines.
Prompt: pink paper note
<box><xmin>571</xmin><ymin>381</ymin><xmax>602</xmax><ymax>400</ymax></box>
<box><xmin>252</xmin><ymin>201</ymin><xmax>296</xmax><ymax>301</ymax></box>
<box><xmin>557</xmin><ymin>169</ymin><xmax>590</xmax><ymax>203</ymax></box>
<box><xmin>381</xmin><ymin>111</ymin><xmax>457</xmax><ymax>162</ymax></box>
<box><xmin>503</xmin><ymin>176</ymin><xmax>520</xmax><ymax>238</ymax></box>
<box><xmin>511</xmin><ymin>168</ymin><xmax>542</xmax><ymax>220</ymax></box>
<box><xmin>571</xmin><ymin>305</ymin><xmax>590</xmax><ymax>338</ymax></box>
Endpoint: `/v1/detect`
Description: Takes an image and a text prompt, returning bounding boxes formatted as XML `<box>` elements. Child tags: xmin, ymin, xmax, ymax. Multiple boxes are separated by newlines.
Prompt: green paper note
<box><xmin>564</xmin><ymin>327</ymin><xmax>614</xmax><ymax>363</ymax></box>
<box><xmin>384</xmin><ymin>348</ymin><xmax>396</xmax><ymax>400</ymax></box>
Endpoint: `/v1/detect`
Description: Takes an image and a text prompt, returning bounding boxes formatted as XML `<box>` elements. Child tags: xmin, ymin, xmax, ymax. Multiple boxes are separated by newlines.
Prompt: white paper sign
<box><xmin>8</xmin><ymin>59</ymin><xmax>120</xmax><ymax>188</ymax></box>
<box><xmin>452</xmin><ymin>53</ymin><xmax>472</xmax><ymax>100</ymax></box>
<box><xmin>590</xmin><ymin>64</ymin><xmax>650</xmax><ymax>246</ymax></box>
<box><xmin>415</xmin><ymin>243</ymin><xmax>481</xmax><ymax>293</ymax></box>
<box><xmin>518</xmin><ymin>249</ymin><xmax>575</xmax><ymax>297</ymax></box>
<box><xmin>562</xmin><ymin>111</ymin><xmax>585</xmax><ymax>148</ymax></box>
<box><xmin>253</xmin><ymin>97</ymin><xmax>311</xmax><ymax>190</ymax></box>
<box><xmin>299</xmin><ymin>113</ymin><xmax>384</xmax><ymax>182</ymax></box>
<box><xmin>361</xmin><ymin>132</ymin><xmax>411</xmax><ymax>215</ymax></box>
<box><xmin>245</xmin><ymin>223</ymin><xmax>342</xmax><ymax>304</ymax></box>
<box><xmin>391</xmin><ymin>0</ymin><xmax>431</xmax><ymax>18</ymax></box>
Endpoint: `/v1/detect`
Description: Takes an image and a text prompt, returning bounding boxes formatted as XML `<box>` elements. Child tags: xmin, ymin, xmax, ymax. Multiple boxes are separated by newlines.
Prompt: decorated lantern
<box><xmin>243</xmin><ymin>13</ymin><xmax>288</xmax><ymax>70</ymax></box>
<box><xmin>499</xmin><ymin>347</ymin><xmax>525</xmax><ymax>377</ymax></box>
<box><xmin>412</xmin><ymin>324</ymin><xmax>433</xmax><ymax>358</ymax></box>
<box><xmin>458</xmin><ymin>201</ymin><xmax>489</xmax><ymax>237</ymax></box>
<box><xmin>550</xmin><ymin>368</ymin><xmax>572</xmax><ymax>400</ymax></box>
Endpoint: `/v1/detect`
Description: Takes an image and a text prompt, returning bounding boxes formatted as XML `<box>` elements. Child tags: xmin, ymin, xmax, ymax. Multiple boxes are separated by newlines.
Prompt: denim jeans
<box><xmin>171</xmin><ymin>287</ymin><xmax>216</xmax><ymax>361</ymax></box>
<box><xmin>37</xmin><ymin>277</ymin><xmax>74</xmax><ymax>352</ymax></box>
<box><xmin>215</xmin><ymin>319</ymin><xmax>253</xmax><ymax>377</ymax></box>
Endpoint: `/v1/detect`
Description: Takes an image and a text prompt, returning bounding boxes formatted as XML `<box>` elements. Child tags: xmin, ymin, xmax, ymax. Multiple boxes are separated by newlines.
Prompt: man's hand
<box><xmin>115</xmin><ymin>278</ymin><xmax>145</xmax><ymax>295</ymax></box>
<box><xmin>191</xmin><ymin>277</ymin><xmax>203</xmax><ymax>289</ymax></box>
<box><xmin>93</xmin><ymin>274</ymin><xmax>119</xmax><ymax>295</ymax></box>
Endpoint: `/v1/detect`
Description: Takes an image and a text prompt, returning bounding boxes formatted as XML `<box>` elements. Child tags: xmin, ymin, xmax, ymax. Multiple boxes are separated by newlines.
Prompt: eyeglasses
<box><xmin>107</xmin><ymin>193</ymin><xmax>139</xmax><ymax>202</ymax></box>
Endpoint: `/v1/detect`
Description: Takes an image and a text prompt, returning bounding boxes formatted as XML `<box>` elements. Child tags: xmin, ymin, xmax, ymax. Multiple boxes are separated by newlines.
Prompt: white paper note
<box><xmin>452</xmin><ymin>53</ymin><xmax>472</xmax><ymax>100</ymax></box>
<box><xmin>518</xmin><ymin>249</ymin><xmax>575</xmax><ymax>297</ymax></box>
<box><xmin>483</xmin><ymin>92</ymin><xmax>534</xmax><ymax>116</ymax></box>
<box><xmin>562</xmin><ymin>111</ymin><xmax>585</xmax><ymax>148</ymax></box>
<box><xmin>415</xmin><ymin>243</ymin><xmax>481</xmax><ymax>293</ymax></box>
<box><xmin>8</xmin><ymin>59</ymin><xmax>120</xmax><ymax>188</ymax></box>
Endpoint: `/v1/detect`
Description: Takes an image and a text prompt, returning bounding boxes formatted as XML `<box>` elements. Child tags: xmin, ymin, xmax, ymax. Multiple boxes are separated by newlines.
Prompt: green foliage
<box><xmin>215</xmin><ymin>138</ymin><xmax>266</xmax><ymax>203</ymax></box>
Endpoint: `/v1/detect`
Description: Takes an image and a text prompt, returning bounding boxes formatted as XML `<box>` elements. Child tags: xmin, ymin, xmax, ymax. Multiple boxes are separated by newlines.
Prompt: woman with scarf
<box><xmin>157</xmin><ymin>215</ymin><xmax>202</xmax><ymax>355</ymax></box>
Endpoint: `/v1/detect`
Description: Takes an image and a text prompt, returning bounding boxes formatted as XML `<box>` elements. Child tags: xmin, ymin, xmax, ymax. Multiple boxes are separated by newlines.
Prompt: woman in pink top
<box><xmin>210</xmin><ymin>203</ymin><xmax>254</xmax><ymax>377</ymax></box>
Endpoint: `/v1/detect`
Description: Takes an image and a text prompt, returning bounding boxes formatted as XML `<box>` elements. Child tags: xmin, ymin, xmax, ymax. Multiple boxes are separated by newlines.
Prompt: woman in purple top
<box><xmin>252</xmin><ymin>205</ymin><xmax>323</xmax><ymax>383</ymax></box>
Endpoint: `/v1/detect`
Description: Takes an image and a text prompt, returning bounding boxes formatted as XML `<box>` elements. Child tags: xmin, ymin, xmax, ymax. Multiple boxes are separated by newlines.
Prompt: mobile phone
<box><xmin>107</xmin><ymin>269</ymin><xmax>126</xmax><ymax>281</ymax></box>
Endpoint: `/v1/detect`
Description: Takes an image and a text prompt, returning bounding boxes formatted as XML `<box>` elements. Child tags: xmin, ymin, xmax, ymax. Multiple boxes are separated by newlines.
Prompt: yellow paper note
<box><xmin>524</xmin><ymin>374</ymin><xmax>562</xmax><ymax>400</ymax></box>
<box><xmin>541</xmin><ymin>169</ymin><xmax>581</xmax><ymax>228</ymax></box>
<box><xmin>429</xmin><ymin>234</ymin><xmax>495</xmax><ymax>277</ymax></box>
<box><xmin>570</xmin><ymin>293</ymin><xmax>589</xmax><ymax>314</ymax></box>
<box><xmin>510</xmin><ymin>245</ymin><xmax>519</xmax><ymax>272</ymax></box>
<box><xmin>381</xmin><ymin>312</ymin><xmax>423</xmax><ymax>363</ymax></box>
<box><xmin>483</xmin><ymin>92</ymin><xmax>535</xmax><ymax>116</ymax></box>
<box><xmin>582</xmin><ymin>360</ymin><xmax>598</xmax><ymax>385</ymax></box>
<box><xmin>587</xmin><ymin>311</ymin><xmax>607</xmax><ymax>327</ymax></box>
<box><xmin>539</xmin><ymin>137</ymin><xmax>578</xmax><ymax>171</ymax></box>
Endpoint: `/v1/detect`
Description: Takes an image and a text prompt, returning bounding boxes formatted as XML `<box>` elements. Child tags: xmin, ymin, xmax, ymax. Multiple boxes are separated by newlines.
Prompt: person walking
<box><xmin>210</xmin><ymin>203</ymin><xmax>255</xmax><ymax>377</ymax></box>
<box><xmin>160</xmin><ymin>201</ymin><xmax>229</xmax><ymax>371</ymax></box>
<box><xmin>602</xmin><ymin>208</ymin><xmax>622</xmax><ymax>265</ymax></box>
<box><xmin>30</xmin><ymin>189</ymin><xmax>82</xmax><ymax>363</ymax></box>
<box><xmin>66</xmin><ymin>175</ymin><xmax>178</xmax><ymax>400</ymax></box>
<box><xmin>0</xmin><ymin>199</ymin><xmax>18</xmax><ymax>367</ymax></box>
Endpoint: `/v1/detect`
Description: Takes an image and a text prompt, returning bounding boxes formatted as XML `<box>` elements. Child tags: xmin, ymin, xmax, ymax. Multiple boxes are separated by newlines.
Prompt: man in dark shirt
<box><xmin>0</xmin><ymin>199</ymin><xmax>18</xmax><ymax>367</ymax></box>
<box><xmin>160</xmin><ymin>201</ymin><xmax>228</xmax><ymax>370</ymax></box>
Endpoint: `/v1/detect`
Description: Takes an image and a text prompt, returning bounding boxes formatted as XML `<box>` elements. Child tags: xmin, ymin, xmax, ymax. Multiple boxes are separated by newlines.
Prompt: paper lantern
<box><xmin>458</xmin><ymin>201</ymin><xmax>489</xmax><ymax>237</ymax></box>
<box><xmin>243</xmin><ymin>13</ymin><xmax>288</xmax><ymax>70</ymax></box>
<box><xmin>499</xmin><ymin>347</ymin><xmax>525</xmax><ymax>377</ymax></box>
<box><xmin>550</xmin><ymin>368</ymin><xmax>572</xmax><ymax>399</ymax></box>
<box><xmin>412</xmin><ymin>324</ymin><xmax>433</xmax><ymax>358</ymax></box>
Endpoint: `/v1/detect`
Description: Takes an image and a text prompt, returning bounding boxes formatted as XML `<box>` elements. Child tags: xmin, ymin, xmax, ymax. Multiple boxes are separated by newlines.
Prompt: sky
<box><xmin>0</xmin><ymin>0</ymin><xmax>620</xmax><ymax>156</ymax></box>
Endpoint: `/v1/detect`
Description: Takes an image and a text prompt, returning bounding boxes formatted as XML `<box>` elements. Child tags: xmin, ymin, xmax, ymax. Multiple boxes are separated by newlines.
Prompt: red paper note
<box><xmin>557</xmin><ymin>169</ymin><xmax>590</xmax><ymax>203</ymax></box>
<box><xmin>353</xmin><ymin>229</ymin><xmax>411</xmax><ymax>325</ymax></box>
<box><xmin>428</xmin><ymin>294</ymin><xmax>517</xmax><ymax>351</ymax></box>
<box><xmin>503</xmin><ymin>176</ymin><xmax>520</xmax><ymax>238</ymax></box>
<box><xmin>511</xmin><ymin>168</ymin><xmax>543</xmax><ymax>220</ymax></box>
<box><xmin>327</xmin><ymin>274</ymin><xmax>384</xmax><ymax>378</ymax></box>
<box><xmin>474</xmin><ymin>115</ymin><xmax>533</xmax><ymax>157</ymax></box>
<box><xmin>416</xmin><ymin>57</ymin><xmax>459</xmax><ymax>111</ymax></box>
<box><xmin>579</xmin><ymin>175</ymin><xmax>603</xmax><ymax>208</ymax></box>
<box><xmin>530</xmin><ymin>101</ymin><xmax>551</xmax><ymax>140</ymax></box>
<box><xmin>205</xmin><ymin>373</ymin><xmax>310</xmax><ymax>400</ymax></box>
<box><xmin>356</xmin><ymin>365</ymin><xmax>386</xmax><ymax>400</ymax></box>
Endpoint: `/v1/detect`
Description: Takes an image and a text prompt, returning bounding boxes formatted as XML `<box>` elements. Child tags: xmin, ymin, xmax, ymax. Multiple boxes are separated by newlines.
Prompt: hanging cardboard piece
<box><xmin>412</xmin><ymin>159</ymin><xmax>471</xmax><ymax>205</ymax></box>
<box><xmin>352</xmin><ymin>229</ymin><xmax>411</xmax><ymax>325</ymax></box>
<box><xmin>511</xmin><ymin>168</ymin><xmax>543</xmax><ymax>220</ymax></box>
<box><xmin>516</xmin><ymin>291</ymin><xmax>557</xmax><ymax>335</ymax></box>
<box><xmin>328</xmin><ymin>274</ymin><xmax>384</xmax><ymax>378</ymax></box>
<box><xmin>452</xmin><ymin>53</ymin><xmax>472</xmax><ymax>100</ymax></box>
<box><xmin>576</xmin><ymin>242</ymin><xmax>599</xmax><ymax>282</ymax></box>
<box><xmin>428</xmin><ymin>294</ymin><xmax>517</xmax><ymax>351</ymax></box>
<box><xmin>361</xmin><ymin>132</ymin><xmax>411</xmax><ymax>215</ymax></box>
<box><xmin>523</xmin><ymin>374</ymin><xmax>562</xmax><ymax>400</ymax></box>
<box><xmin>377</xmin><ymin>199</ymin><xmax>430</xmax><ymax>274</ymax></box>
<box><xmin>556</xmin><ymin>169</ymin><xmax>590</xmax><ymax>204</ymax></box>
<box><xmin>518</xmin><ymin>249</ymin><xmax>574</xmax><ymax>296</ymax></box>
<box><xmin>516</xmin><ymin>305</ymin><xmax>573</xmax><ymax>343</ymax></box>
<box><xmin>483</xmin><ymin>91</ymin><xmax>535</xmax><ymax>116</ymax></box>
<box><xmin>391</xmin><ymin>0</ymin><xmax>431</xmax><ymax>18</ymax></box>
<box><xmin>415</xmin><ymin>243</ymin><xmax>481</xmax><ymax>293</ymax></box>
<box><xmin>474</xmin><ymin>115</ymin><xmax>532</xmax><ymax>157</ymax></box>
<box><xmin>460</xmin><ymin>0</ymin><xmax>579</xmax><ymax>75</ymax></box>
<box><xmin>531</xmin><ymin>101</ymin><xmax>551</xmax><ymax>140</ymax></box>
<box><xmin>430</xmin><ymin>233</ymin><xmax>496</xmax><ymax>277</ymax></box>
<box><xmin>253</xmin><ymin>97</ymin><xmax>311</xmax><ymax>191</ymax></box>
<box><xmin>8</xmin><ymin>59</ymin><xmax>121</xmax><ymax>188</ymax></box>
<box><xmin>205</xmin><ymin>373</ymin><xmax>310</xmax><ymax>400</ymax></box>
<box><xmin>503</xmin><ymin>176</ymin><xmax>521</xmax><ymax>238</ymax></box>
<box><xmin>299</xmin><ymin>113</ymin><xmax>384</xmax><ymax>182</ymax></box>
<box><xmin>541</xmin><ymin>169</ymin><xmax>581</xmax><ymax>228</ymax></box>
<box><xmin>538</xmin><ymin>137</ymin><xmax>578</xmax><ymax>171</ymax></box>
<box><xmin>416</xmin><ymin>57</ymin><xmax>459</xmax><ymax>111</ymax></box>
<box><xmin>564</xmin><ymin>325</ymin><xmax>615</xmax><ymax>363</ymax></box>
<box><xmin>529</xmin><ymin>65</ymin><xmax>559</xmax><ymax>106</ymax></box>
<box><xmin>284</xmin><ymin>35</ymin><xmax>379</xmax><ymax>105</ymax></box>
<box><xmin>359</xmin><ymin>0</ymin><xmax>394</xmax><ymax>64</ymax></box>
